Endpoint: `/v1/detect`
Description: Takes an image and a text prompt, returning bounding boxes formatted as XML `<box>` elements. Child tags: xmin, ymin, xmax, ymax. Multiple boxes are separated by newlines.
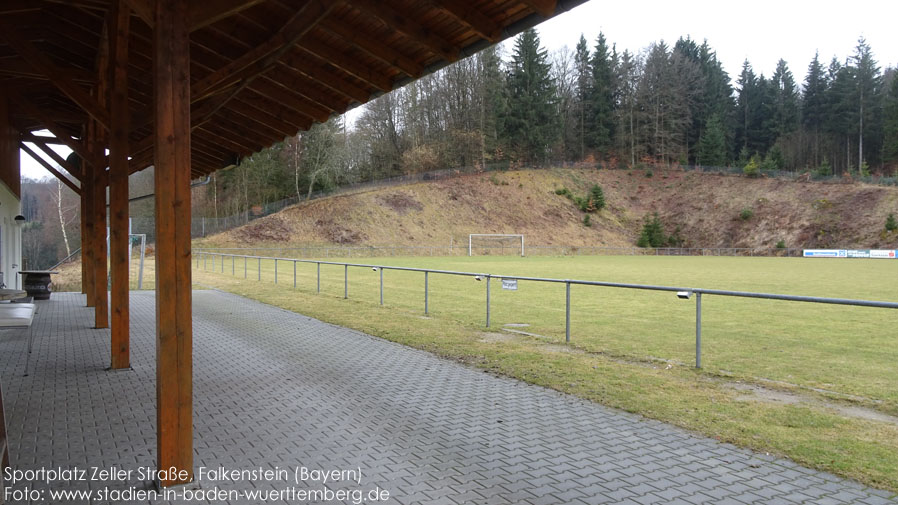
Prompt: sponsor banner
<box><xmin>870</xmin><ymin>250</ymin><xmax>897</xmax><ymax>259</ymax></box>
<box><xmin>803</xmin><ymin>249</ymin><xmax>845</xmax><ymax>258</ymax></box>
<box><xmin>804</xmin><ymin>249</ymin><xmax>897</xmax><ymax>259</ymax></box>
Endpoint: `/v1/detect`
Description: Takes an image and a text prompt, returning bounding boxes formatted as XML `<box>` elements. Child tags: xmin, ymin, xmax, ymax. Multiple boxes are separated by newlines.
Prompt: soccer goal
<box><xmin>468</xmin><ymin>234</ymin><xmax>525</xmax><ymax>257</ymax></box>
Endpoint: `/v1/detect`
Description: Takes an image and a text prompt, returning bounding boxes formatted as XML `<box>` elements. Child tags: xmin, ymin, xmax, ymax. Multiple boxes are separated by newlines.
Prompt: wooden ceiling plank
<box><xmin>188</xmin><ymin>0</ymin><xmax>265</xmax><ymax>31</ymax></box>
<box><xmin>349</xmin><ymin>0</ymin><xmax>459</xmax><ymax>62</ymax></box>
<box><xmin>0</xmin><ymin>58</ymin><xmax>96</xmax><ymax>83</ymax></box>
<box><xmin>2</xmin><ymin>85</ymin><xmax>101</xmax><ymax>167</ymax></box>
<box><xmin>516</xmin><ymin>0</ymin><xmax>557</xmax><ymax>18</ymax></box>
<box><xmin>299</xmin><ymin>39</ymin><xmax>391</xmax><ymax>92</ymax></box>
<box><xmin>433</xmin><ymin>0</ymin><xmax>502</xmax><ymax>42</ymax></box>
<box><xmin>191</xmin><ymin>0</ymin><xmax>336</xmax><ymax>103</ymax></box>
<box><xmin>319</xmin><ymin>19</ymin><xmax>423</xmax><ymax>78</ymax></box>
<box><xmin>278</xmin><ymin>50</ymin><xmax>370</xmax><ymax>104</ymax></box>
<box><xmin>19</xmin><ymin>142</ymin><xmax>81</xmax><ymax>193</ymax></box>
<box><xmin>251</xmin><ymin>79</ymin><xmax>332</xmax><ymax>122</ymax></box>
<box><xmin>0</xmin><ymin>19</ymin><xmax>111</xmax><ymax>129</ymax></box>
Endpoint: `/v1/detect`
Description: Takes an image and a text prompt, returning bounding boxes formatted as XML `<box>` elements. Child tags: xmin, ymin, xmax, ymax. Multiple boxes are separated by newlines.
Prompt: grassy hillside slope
<box><xmin>197</xmin><ymin>168</ymin><xmax>898</xmax><ymax>250</ymax></box>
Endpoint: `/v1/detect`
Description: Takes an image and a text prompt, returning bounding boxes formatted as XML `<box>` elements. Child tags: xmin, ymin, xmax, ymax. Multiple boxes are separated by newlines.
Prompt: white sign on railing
<box><xmin>803</xmin><ymin>249</ymin><xmax>897</xmax><ymax>259</ymax></box>
<box><xmin>501</xmin><ymin>279</ymin><xmax>518</xmax><ymax>291</ymax></box>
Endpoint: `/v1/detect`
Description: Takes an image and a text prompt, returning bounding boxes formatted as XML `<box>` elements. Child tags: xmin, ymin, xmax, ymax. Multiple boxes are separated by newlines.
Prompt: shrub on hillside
<box><xmin>743</xmin><ymin>156</ymin><xmax>761</xmax><ymax>178</ymax></box>
<box><xmin>739</xmin><ymin>208</ymin><xmax>754</xmax><ymax>221</ymax></box>
<box><xmin>886</xmin><ymin>213</ymin><xmax>898</xmax><ymax>232</ymax></box>
<box><xmin>583</xmin><ymin>214</ymin><xmax>591</xmax><ymax>227</ymax></box>
<box><xmin>636</xmin><ymin>213</ymin><xmax>668</xmax><ymax>248</ymax></box>
<box><xmin>589</xmin><ymin>184</ymin><xmax>606</xmax><ymax>211</ymax></box>
<box><xmin>775</xmin><ymin>240</ymin><xmax>786</xmax><ymax>249</ymax></box>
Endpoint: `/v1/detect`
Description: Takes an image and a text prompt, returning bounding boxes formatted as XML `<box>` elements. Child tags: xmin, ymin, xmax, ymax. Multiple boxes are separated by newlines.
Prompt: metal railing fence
<box><xmin>194</xmin><ymin>251</ymin><xmax>898</xmax><ymax>369</ymax></box>
<box><xmin>195</xmin><ymin>245</ymin><xmax>806</xmax><ymax>259</ymax></box>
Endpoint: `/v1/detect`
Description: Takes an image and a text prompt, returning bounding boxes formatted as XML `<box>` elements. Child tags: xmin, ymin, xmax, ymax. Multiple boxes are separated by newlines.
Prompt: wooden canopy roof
<box><xmin>0</xmin><ymin>0</ymin><xmax>585</xmax><ymax>180</ymax></box>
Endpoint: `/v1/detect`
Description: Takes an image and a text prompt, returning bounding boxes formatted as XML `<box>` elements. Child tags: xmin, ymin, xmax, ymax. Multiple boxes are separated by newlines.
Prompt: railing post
<box><xmin>231</xmin><ymin>255</ymin><xmax>234</xmax><ymax>275</ymax></box>
<box><xmin>565</xmin><ymin>281</ymin><xmax>571</xmax><ymax>343</ymax></box>
<box><xmin>379</xmin><ymin>268</ymin><xmax>383</xmax><ymax>305</ymax></box>
<box><xmin>274</xmin><ymin>259</ymin><xmax>278</xmax><ymax>284</ymax></box>
<box><xmin>485</xmin><ymin>275</ymin><xmax>491</xmax><ymax>328</ymax></box>
<box><xmin>212</xmin><ymin>254</ymin><xmax>215</xmax><ymax>271</ymax></box>
<box><xmin>317</xmin><ymin>262</ymin><xmax>320</xmax><ymax>293</ymax></box>
<box><xmin>695</xmin><ymin>292</ymin><xmax>702</xmax><ymax>369</ymax></box>
<box><xmin>220</xmin><ymin>254</ymin><xmax>224</xmax><ymax>273</ymax></box>
<box><xmin>344</xmin><ymin>264</ymin><xmax>348</xmax><ymax>299</ymax></box>
<box><xmin>258</xmin><ymin>257</ymin><xmax>261</xmax><ymax>281</ymax></box>
<box><xmin>293</xmin><ymin>260</ymin><xmax>297</xmax><ymax>289</ymax></box>
<box><xmin>203</xmin><ymin>253</ymin><xmax>206</xmax><ymax>270</ymax></box>
<box><xmin>424</xmin><ymin>271</ymin><xmax>429</xmax><ymax>314</ymax></box>
<box><xmin>244</xmin><ymin>255</ymin><xmax>247</xmax><ymax>279</ymax></box>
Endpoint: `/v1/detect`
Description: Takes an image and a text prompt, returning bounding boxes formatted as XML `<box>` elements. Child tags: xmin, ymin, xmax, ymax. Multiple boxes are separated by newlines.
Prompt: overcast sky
<box><xmin>20</xmin><ymin>0</ymin><xmax>898</xmax><ymax>180</ymax></box>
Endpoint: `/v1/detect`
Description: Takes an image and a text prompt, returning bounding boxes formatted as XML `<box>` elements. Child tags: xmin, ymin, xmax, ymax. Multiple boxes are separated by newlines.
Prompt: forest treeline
<box><xmin>201</xmin><ymin>29</ymin><xmax>898</xmax><ymax>222</ymax></box>
<box><xmin>19</xmin><ymin>29</ymin><xmax>898</xmax><ymax>267</ymax></box>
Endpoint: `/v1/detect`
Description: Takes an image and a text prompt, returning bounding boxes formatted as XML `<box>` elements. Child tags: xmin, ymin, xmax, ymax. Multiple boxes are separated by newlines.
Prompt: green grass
<box><xmin>194</xmin><ymin>254</ymin><xmax>898</xmax><ymax>492</ymax></box>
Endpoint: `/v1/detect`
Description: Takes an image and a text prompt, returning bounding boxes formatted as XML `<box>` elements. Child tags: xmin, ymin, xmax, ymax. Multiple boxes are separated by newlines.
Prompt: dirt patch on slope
<box><xmin>377</xmin><ymin>192</ymin><xmax>424</xmax><ymax>215</ymax></box>
<box><xmin>230</xmin><ymin>215</ymin><xmax>292</xmax><ymax>242</ymax></box>
<box><xmin>314</xmin><ymin>218</ymin><xmax>367</xmax><ymax>244</ymax></box>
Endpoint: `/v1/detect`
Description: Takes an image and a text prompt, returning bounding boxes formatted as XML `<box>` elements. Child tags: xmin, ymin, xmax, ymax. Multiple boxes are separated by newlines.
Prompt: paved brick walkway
<box><xmin>0</xmin><ymin>291</ymin><xmax>895</xmax><ymax>504</ymax></box>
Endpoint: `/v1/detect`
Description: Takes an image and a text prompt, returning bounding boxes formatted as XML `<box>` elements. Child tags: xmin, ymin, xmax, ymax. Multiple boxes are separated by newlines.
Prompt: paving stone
<box><xmin>0</xmin><ymin>291</ymin><xmax>894</xmax><ymax>505</ymax></box>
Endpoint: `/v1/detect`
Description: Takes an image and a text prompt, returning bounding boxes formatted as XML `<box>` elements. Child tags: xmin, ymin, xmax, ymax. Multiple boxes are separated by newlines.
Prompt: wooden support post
<box><xmin>109</xmin><ymin>0</ymin><xmax>131</xmax><ymax>368</ymax></box>
<box><xmin>90</xmin><ymin>124</ymin><xmax>108</xmax><ymax>328</ymax></box>
<box><xmin>90</xmin><ymin>14</ymin><xmax>111</xmax><ymax>330</ymax></box>
<box><xmin>82</xmin><ymin>159</ymin><xmax>96</xmax><ymax>306</ymax></box>
<box><xmin>154</xmin><ymin>0</ymin><xmax>193</xmax><ymax>487</ymax></box>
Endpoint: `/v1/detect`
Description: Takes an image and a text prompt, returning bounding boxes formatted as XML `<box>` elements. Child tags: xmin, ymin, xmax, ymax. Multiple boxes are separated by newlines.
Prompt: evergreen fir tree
<box><xmin>883</xmin><ymin>74</ymin><xmax>898</xmax><ymax>165</ymax></box>
<box><xmin>504</xmin><ymin>28</ymin><xmax>559</xmax><ymax>162</ymax></box>
<box><xmin>588</xmin><ymin>32</ymin><xmax>616</xmax><ymax>152</ymax></box>
<box><xmin>770</xmin><ymin>59</ymin><xmax>800</xmax><ymax>139</ymax></box>
<box><xmin>802</xmin><ymin>52</ymin><xmax>828</xmax><ymax>166</ymax></box>
<box><xmin>697</xmin><ymin>113</ymin><xmax>727</xmax><ymax>166</ymax></box>
<box><xmin>574</xmin><ymin>34</ymin><xmax>591</xmax><ymax>159</ymax></box>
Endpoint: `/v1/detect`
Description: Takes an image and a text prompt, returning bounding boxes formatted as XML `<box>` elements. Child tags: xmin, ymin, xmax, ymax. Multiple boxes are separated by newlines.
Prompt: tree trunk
<box><xmin>56</xmin><ymin>178</ymin><xmax>71</xmax><ymax>257</ymax></box>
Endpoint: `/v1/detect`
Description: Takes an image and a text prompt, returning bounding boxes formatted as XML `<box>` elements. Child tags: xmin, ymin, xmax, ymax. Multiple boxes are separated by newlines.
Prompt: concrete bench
<box><xmin>0</xmin><ymin>303</ymin><xmax>36</xmax><ymax>376</ymax></box>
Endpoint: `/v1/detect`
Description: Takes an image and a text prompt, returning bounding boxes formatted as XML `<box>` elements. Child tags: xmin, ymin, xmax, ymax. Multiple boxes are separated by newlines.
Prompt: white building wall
<box><xmin>0</xmin><ymin>180</ymin><xmax>22</xmax><ymax>289</ymax></box>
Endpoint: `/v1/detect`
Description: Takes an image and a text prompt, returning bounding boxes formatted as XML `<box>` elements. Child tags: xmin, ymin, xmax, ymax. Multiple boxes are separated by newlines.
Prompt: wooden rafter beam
<box><xmin>18</xmin><ymin>142</ymin><xmax>81</xmax><ymax>194</ymax></box>
<box><xmin>1</xmin><ymin>85</ymin><xmax>103</xmax><ymax>168</ymax></box>
<box><xmin>279</xmin><ymin>50</ymin><xmax>370</xmax><ymax>104</ymax></box>
<box><xmin>432</xmin><ymin>0</ymin><xmax>502</xmax><ymax>42</ymax></box>
<box><xmin>349</xmin><ymin>0</ymin><xmax>459</xmax><ymax>62</ymax></box>
<box><xmin>22</xmin><ymin>134</ymin><xmax>82</xmax><ymax>180</ymax></box>
<box><xmin>517</xmin><ymin>0</ymin><xmax>557</xmax><ymax>18</ymax></box>
<box><xmin>188</xmin><ymin>0</ymin><xmax>266</xmax><ymax>31</ymax></box>
<box><xmin>124</xmin><ymin>0</ymin><xmax>264</xmax><ymax>31</ymax></box>
<box><xmin>299</xmin><ymin>39</ymin><xmax>392</xmax><ymax>92</ymax></box>
<box><xmin>0</xmin><ymin>58</ymin><xmax>96</xmax><ymax>83</ymax></box>
<box><xmin>19</xmin><ymin>133</ymin><xmax>67</xmax><ymax>146</ymax></box>
<box><xmin>319</xmin><ymin>19</ymin><xmax>423</xmax><ymax>78</ymax></box>
<box><xmin>0</xmin><ymin>19</ymin><xmax>110</xmax><ymax>129</ymax></box>
<box><xmin>191</xmin><ymin>0</ymin><xmax>335</xmax><ymax>103</ymax></box>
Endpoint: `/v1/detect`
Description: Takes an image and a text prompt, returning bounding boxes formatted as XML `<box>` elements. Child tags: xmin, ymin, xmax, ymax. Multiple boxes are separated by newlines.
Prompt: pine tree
<box><xmin>736</xmin><ymin>60</ymin><xmax>758</xmax><ymax>154</ymax></box>
<box><xmin>504</xmin><ymin>28</ymin><xmax>558</xmax><ymax>162</ymax></box>
<box><xmin>588</xmin><ymin>32</ymin><xmax>616</xmax><ymax>152</ymax></box>
<box><xmin>883</xmin><ymin>74</ymin><xmax>898</xmax><ymax>166</ymax></box>
<box><xmin>802</xmin><ymin>52</ymin><xmax>827</xmax><ymax>166</ymax></box>
<box><xmin>697</xmin><ymin>113</ymin><xmax>727</xmax><ymax>166</ymax></box>
<box><xmin>770</xmin><ymin>59</ymin><xmax>800</xmax><ymax>139</ymax></box>
<box><xmin>851</xmin><ymin>37</ymin><xmax>881</xmax><ymax>171</ymax></box>
<box><xmin>574</xmin><ymin>34</ymin><xmax>591</xmax><ymax>159</ymax></box>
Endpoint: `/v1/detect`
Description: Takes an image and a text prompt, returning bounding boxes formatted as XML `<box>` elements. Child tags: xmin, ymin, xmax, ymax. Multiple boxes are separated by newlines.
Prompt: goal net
<box><xmin>468</xmin><ymin>234</ymin><xmax>525</xmax><ymax>257</ymax></box>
